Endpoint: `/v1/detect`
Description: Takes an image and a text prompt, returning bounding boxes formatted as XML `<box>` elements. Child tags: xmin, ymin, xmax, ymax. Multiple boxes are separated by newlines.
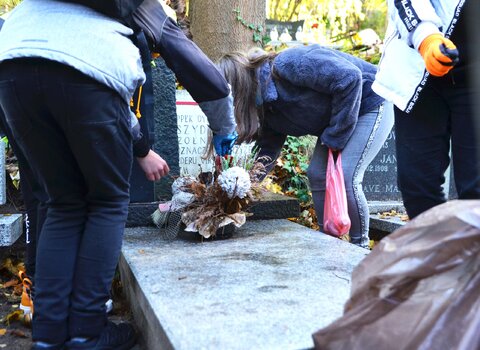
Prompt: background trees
<box><xmin>266</xmin><ymin>0</ymin><xmax>387</xmax><ymax>39</ymax></box>
<box><xmin>0</xmin><ymin>0</ymin><xmax>22</xmax><ymax>15</ymax></box>
<box><xmin>189</xmin><ymin>0</ymin><xmax>266</xmax><ymax>61</ymax></box>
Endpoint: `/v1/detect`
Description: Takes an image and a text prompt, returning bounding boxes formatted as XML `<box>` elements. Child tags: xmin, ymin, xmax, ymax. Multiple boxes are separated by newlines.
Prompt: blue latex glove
<box><xmin>212</xmin><ymin>131</ymin><xmax>238</xmax><ymax>156</ymax></box>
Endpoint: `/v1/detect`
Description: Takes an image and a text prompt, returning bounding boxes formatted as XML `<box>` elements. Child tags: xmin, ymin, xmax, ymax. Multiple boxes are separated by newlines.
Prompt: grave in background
<box><xmin>363</xmin><ymin>129</ymin><xmax>402</xmax><ymax>205</ymax></box>
<box><xmin>0</xmin><ymin>141</ymin><xmax>23</xmax><ymax>246</ymax></box>
<box><xmin>176</xmin><ymin>90</ymin><xmax>253</xmax><ymax>176</ymax></box>
<box><xmin>364</xmin><ymin>129</ymin><xmax>457</xmax><ymax>237</ymax></box>
<box><xmin>363</xmin><ymin>128</ymin><xmax>406</xmax><ymax>236</ymax></box>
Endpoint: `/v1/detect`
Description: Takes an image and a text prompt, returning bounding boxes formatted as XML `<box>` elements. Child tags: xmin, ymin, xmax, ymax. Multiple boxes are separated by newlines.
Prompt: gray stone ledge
<box><xmin>127</xmin><ymin>192</ymin><xmax>300</xmax><ymax>227</ymax></box>
<box><xmin>368</xmin><ymin>200</ymin><xmax>405</xmax><ymax>214</ymax></box>
<box><xmin>0</xmin><ymin>214</ymin><xmax>23</xmax><ymax>246</ymax></box>
<box><xmin>369</xmin><ymin>214</ymin><xmax>407</xmax><ymax>234</ymax></box>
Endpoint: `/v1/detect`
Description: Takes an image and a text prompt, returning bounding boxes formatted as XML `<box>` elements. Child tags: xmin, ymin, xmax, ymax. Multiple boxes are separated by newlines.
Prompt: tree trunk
<box><xmin>189</xmin><ymin>0</ymin><xmax>266</xmax><ymax>61</ymax></box>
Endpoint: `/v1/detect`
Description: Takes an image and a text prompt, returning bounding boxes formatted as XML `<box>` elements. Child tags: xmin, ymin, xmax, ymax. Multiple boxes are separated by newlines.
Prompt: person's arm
<box><xmin>53</xmin><ymin>0</ymin><xmax>144</xmax><ymax>20</ymax></box>
<box><xmin>132</xmin><ymin>0</ymin><xmax>236</xmax><ymax>142</ymax></box>
<box><xmin>136</xmin><ymin>149</ymin><xmax>170</xmax><ymax>181</ymax></box>
<box><xmin>274</xmin><ymin>48</ymin><xmax>362</xmax><ymax>150</ymax></box>
<box><xmin>389</xmin><ymin>0</ymin><xmax>441</xmax><ymax>47</ymax></box>
<box><xmin>389</xmin><ymin>0</ymin><xmax>459</xmax><ymax>76</ymax></box>
<box><xmin>131</xmin><ymin>113</ymin><xmax>170</xmax><ymax>181</ymax></box>
<box><xmin>254</xmin><ymin>124</ymin><xmax>287</xmax><ymax>180</ymax></box>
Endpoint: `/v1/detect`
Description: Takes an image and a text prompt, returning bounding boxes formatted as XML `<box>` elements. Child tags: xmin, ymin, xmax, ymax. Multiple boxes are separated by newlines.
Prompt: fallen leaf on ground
<box><xmin>9</xmin><ymin>329</ymin><xmax>27</xmax><ymax>338</ymax></box>
<box><xmin>2</xmin><ymin>310</ymin><xmax>23</xmax><ymax>325</ymax></box>
<box><xmin>0</xmin><ymin>329</ymin><xmax>6</xmax><ymax>336</ymax></box>
<box><xmin>3</xmin><ymin>278</ymin><xmax>19</xmax><ymax>289</ymax></box>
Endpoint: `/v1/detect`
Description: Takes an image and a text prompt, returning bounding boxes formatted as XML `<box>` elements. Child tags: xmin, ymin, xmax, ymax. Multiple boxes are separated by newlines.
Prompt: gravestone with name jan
<box><xmin>364</xmin><ymin>128</ymin><xmax>457</xmax><ymax>236</ymax></box>
<box><xmin>363</xmin><ymin>129</ymin><xmax>405</xmax><ymax>235</ymax></box>
<box><xmin>364</xmin><ymin>128</ymin><xmax>456</xmax><ymax>208</ymax></box>
<box><xmin>363</xmin><ymin>129</ymin><xmax>402</xmax><ymax>204</ymax></box>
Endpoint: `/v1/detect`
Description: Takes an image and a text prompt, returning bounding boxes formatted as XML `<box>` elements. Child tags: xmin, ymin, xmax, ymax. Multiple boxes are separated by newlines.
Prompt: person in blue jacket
<box><xmin>218</xmin><ymin>45</ymin><xmax>394</xmax><ymax>248</ymax></box>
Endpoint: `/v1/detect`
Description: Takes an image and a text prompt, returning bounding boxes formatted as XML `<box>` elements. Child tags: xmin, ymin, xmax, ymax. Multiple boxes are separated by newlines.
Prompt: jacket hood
<box><xmin>257</xmin><ymin>61</ymin><xmax>278</xmax><ymax>103</ymax></box>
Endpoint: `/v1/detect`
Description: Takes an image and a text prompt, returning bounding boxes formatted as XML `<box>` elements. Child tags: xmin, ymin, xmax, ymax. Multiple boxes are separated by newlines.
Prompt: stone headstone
<box><xmin>364</xmin><ymin>130</ymin><xmax>456</xmax><ymax>206</ymax></box>
<box><xmin>176</xmin><ymin>90</ymin><xmax>253</xmax><ymax>176</ymax></box>
<box><xmin>152</xmin><ymin>59</ymin><xmax>180</xmax><ymax>201</ymax></box>
<box><xmin>363</xmin><ymin>129</ymin><xmax>402</xmax><ymax>202</ymax></box>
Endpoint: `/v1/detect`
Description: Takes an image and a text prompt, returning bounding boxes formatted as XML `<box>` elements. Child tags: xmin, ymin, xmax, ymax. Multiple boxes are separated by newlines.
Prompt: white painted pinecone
<box><xmin>217</xmin><ymin>166</ymin><xmax>251</xmax><ymax>199</ymax></box>
<box><xmin>172</xmin><ymin>176</ymin><xmax>196</xmax><ymax>195</ymax></box>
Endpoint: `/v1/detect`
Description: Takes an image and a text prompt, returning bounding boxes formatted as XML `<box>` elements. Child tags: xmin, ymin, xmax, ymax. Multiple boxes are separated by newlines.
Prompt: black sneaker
<box><xmin>66</xmin><ymin>321</ymin><xmax>137</xmax><ymax>350</ymax></box>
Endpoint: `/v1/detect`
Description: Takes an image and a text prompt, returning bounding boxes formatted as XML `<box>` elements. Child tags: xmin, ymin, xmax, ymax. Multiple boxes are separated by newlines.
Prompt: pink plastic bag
<box><xmin>323</xmin><ymin>149</ymin><xmax>351</xmax><ymax>236</ymax></box>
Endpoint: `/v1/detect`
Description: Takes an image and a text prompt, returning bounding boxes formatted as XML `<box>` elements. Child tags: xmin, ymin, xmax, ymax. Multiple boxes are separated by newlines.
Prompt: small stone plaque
<box><xmin>176</xmin><ymin>90</ymin><xmax>252</xmax><ymax>176</ymax></box>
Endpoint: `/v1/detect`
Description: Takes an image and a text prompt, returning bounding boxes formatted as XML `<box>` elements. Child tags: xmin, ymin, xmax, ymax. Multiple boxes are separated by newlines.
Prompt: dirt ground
<box><xmin>0</xmin><ymin>238</ymin><xmax>31</xmax><ymax>349</ymax></box>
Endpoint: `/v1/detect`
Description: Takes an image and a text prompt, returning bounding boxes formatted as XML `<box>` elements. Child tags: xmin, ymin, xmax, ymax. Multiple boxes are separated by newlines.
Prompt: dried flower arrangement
<box><xmin>152</xmin><ymin>151</ymin><xmax>268</xmax><ymax>239</ymax></box>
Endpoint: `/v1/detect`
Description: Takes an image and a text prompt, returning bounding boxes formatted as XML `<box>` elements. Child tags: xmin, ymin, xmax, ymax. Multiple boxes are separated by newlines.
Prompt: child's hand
<box><xmin>136</xmin><ymin>150</ymin><xmax>170</xmax><ymax>181</ymax></box>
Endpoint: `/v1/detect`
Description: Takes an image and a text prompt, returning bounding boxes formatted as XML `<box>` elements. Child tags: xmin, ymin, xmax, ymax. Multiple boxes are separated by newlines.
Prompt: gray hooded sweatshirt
<box><xmin>0</xmin><ymin>0</ymin><xmax>145</xmax><ymax>103</ymax></box>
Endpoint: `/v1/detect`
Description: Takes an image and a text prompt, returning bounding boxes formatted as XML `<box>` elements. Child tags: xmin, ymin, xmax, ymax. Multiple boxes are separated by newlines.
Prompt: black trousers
<box><xmin>394</xmin><ymin>71</ymin><xmax>480</xmax><ymax>218</ymax></box>
<box><xmin>0</xmin><ymin>58</ymin><xmax>132</xmax><ymax>344</ymax></box>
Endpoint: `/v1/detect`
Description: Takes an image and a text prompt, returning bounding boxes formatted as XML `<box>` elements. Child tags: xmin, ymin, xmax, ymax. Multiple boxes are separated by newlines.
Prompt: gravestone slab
<box><xmin>119</xmin><ymin>220</ymin><xmax>368</xmax><ymax>350</ymax></box>
<box><xmin>0</xmin><ymin>214</ymin><xmax>23</xmax><ymax>246</ymax></box>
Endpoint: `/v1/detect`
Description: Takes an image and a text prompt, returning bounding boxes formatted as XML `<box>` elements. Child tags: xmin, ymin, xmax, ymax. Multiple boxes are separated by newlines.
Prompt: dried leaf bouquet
<box><xmin>152</xmin><ymin>152</ymin><xmax>268</xmax><ymax>239</ymax></box>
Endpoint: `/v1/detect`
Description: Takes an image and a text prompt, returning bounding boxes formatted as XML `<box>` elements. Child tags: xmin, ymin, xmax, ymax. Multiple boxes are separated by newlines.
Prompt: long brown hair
<box><xmin>204</xmin><ymin>48</ymin><xmax>277</xmax><ymax>158</ymax></box>
<box><xmin>217</xmin><ymin>48</ymin><xmax>277</xmax><ymax>143</ymax></box>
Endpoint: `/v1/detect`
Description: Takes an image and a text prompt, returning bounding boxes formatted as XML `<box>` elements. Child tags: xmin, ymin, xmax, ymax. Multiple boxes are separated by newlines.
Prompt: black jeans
<box><xmin>394</xmin><ymin>71</ymin><xmax>480</xmax><ymax>218</ymax></box>
<box><xmin>0</xmin><ymin>59</ymin><xmax>132</xmax><ymax>344</ymax></box>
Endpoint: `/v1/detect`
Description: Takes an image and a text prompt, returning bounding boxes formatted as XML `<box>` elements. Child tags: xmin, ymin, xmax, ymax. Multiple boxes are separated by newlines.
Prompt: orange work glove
<box><xmin>418</xmin><ymin>33</ymin><xmax>459</xmax><ymax>77</ymax></box>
